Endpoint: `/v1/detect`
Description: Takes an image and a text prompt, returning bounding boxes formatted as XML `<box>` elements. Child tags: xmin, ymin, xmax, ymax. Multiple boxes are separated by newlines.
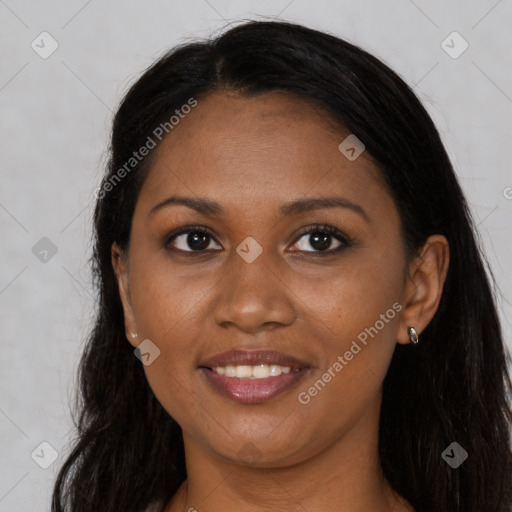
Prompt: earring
<box><xmin>408</xmin><ymin>326</ymin><xmax>419</xmax><ymax>345</ymax></box>
<box><xmin>130</xmin><ymin>332</ymin><xmax>138</xmax><ymax>339</ymax></box>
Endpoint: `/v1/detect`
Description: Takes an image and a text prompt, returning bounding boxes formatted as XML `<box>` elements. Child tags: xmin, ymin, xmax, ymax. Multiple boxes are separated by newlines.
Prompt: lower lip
<box><xmin>200</xmin><ymin>368</ymin><xmax>308</xmax><ymax>404</ymax></box>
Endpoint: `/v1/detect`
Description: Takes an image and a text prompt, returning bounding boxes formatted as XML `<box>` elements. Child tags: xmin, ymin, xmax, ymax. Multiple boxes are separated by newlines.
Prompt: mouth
<box><xmin>198</xmin><ymin>350</ymin><xmax>310</xmax><ymax>404</ymax></box>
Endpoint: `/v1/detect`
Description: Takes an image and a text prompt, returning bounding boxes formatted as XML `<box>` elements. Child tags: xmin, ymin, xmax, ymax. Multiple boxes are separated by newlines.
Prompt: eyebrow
<box><xmin>148</xmin><ymin>195</ymin><xmax>370</xmax><ymax>223</ymax></box>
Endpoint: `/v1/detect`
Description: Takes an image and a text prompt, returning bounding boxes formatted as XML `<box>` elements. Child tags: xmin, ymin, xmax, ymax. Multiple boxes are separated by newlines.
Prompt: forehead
<box><xmin>137</xmin><ymin>91</ymin><xmax>392</xmax><ymax>219</ymax></box>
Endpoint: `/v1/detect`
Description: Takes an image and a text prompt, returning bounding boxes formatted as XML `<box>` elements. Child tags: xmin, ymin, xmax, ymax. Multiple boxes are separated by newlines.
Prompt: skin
<box><xmin>112</xmin><ymin>90</ymin><xmax>449</xmax><ymax>512</ymax></box>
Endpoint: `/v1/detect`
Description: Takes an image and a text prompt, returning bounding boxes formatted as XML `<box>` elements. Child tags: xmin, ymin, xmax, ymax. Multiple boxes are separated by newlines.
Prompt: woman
<box><xmin>52</xmin><ymin>20</ymin><xmax>512</xmax><ymax>512</ymax></box>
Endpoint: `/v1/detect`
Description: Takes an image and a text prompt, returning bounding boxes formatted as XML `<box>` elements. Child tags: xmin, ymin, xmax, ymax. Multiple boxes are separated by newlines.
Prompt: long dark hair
<box><xmin>52</xmin><ymin>20</ymin><xmax>512</xmax><ymax>512</ymax></box>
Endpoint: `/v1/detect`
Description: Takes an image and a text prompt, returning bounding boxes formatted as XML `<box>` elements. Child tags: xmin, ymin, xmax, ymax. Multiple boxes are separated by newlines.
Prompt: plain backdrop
<box><xmin>1</xmin><ymin>1</ymin><xmax>511</xmax><ymax>510</ymax></box>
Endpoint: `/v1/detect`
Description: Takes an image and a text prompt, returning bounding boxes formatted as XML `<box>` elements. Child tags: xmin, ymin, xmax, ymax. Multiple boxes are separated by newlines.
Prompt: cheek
<box><xmin>293</xmin><ymin>293</ymin><xmax>400</xmax><ymax>451</ymax></box>
<box><xmin>126</xmin><ymin>255</ymin><xmax>217</xmax><ymax>424</ymax></box>
<box><xmin>297</xmin><ymin>249</ymin><xmax>403</xmax><ymax>404</ymax></box>
<box><xmin>301</xmin><ymin>247</ymin><xmax>403</xmax><ymax>343</ymax></box>
<box><xmin>128</xmin><ymin>253</ymin><xmax>213</xmax><ymax>344</ymax></box>
<box><xmin>142</xmin><ymin>350</ymin><xmax>201</xmax><ymax>429</ymax></box>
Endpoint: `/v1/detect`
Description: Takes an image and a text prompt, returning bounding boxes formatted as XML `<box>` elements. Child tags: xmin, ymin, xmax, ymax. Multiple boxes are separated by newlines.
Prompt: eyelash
<box><xmin>164</xmin><ymin>223</ymin><xmax>352</xmax><ymax>257</ymax></box>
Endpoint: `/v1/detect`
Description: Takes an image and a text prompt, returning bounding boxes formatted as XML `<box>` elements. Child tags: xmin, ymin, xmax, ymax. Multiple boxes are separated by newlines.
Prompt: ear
<box><xmin>396</xmin><ymin>234</ymin><xmax>450</xmax><ymax>345</ymax></box>
<box><xmin>111</xmin><ymin>242</ymin><xmax>139</xmax><ymax>348</ymax></box>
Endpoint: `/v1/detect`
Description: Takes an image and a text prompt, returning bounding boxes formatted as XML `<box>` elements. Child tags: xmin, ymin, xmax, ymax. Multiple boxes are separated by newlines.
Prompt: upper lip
<box><xmin>199</xmin><ymin>350</ymin><xmax>310</xmax><ymax>369</ymax></box>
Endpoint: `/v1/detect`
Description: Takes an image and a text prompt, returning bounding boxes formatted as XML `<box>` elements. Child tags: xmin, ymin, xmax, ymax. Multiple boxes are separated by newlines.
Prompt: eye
<box><xmin>290</xmin><ymin>224</ymin><xmax>351</xmax><ymax>254</ymax></box>
<box><xmin>165</xmin><ymin>226</ymin><xmax>221</xmax><ymax>253</ymax></box>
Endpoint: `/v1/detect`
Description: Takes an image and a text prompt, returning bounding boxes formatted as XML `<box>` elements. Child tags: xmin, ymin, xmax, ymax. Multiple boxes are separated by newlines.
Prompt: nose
<box><xmin>212</xmin><ymin>250</ymin><xmax>296</xmax><ymax>333</ymax></box>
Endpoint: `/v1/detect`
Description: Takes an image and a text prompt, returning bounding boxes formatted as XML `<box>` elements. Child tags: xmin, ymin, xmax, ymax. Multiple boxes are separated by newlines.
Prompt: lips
<box><xmin>199</xmin><ymin>350</ymin><xmax>309</xmax><ymax>370</ymax></box>
<box><xmin>198</xmin><ymin>350</ymin><xmax>310</xmax><ymax>404</ymax></box>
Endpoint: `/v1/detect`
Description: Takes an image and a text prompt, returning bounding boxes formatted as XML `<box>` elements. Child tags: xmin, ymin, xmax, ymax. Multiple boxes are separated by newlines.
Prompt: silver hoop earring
<box><xmin>408</xmin><ymin>326</ymin><xmax>419</xmax><ymax>345</ymax></box>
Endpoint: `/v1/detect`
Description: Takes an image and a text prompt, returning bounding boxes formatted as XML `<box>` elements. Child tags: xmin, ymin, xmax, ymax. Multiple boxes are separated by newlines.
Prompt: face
<box><xmin>112</xmin><ymin>91</ymin><xmax>440</xmax><ymax>467</ymax></box>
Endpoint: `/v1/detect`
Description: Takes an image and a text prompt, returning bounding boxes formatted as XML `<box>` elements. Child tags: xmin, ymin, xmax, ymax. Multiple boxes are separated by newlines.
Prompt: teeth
<box><xmin>253</xmin><ymin>364</ymin><xmax>270</xmax><ymax>378</ymax></box>
<box><xmin>225</xmin><ymin>366</ymin><xmax>236</xmax><ymax>377</ymax></box>
<box><xmin>212</xmin><ymin>364</ymin><xmax>299</xmax><ymax>379</ymax></box>
<box><xmin>235</xmin><ymin>365</ymin><xmax>252</xmax><ymax>378</ymax></box>
<box><xmin>269</xmin><ymin>364</ymin><xmax>281</xmax><ymax>376</ymax></box>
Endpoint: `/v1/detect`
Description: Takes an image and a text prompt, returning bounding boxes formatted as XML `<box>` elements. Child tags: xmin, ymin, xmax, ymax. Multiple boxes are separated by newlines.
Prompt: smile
<box><xmin>199</xmin><ymin>350</ymin><xmax>310</xmax><ymax>403</ymax></box>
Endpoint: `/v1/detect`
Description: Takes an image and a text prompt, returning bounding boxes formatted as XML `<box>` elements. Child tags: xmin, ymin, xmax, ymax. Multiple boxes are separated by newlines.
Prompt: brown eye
<box><xmin>290</xmin><ymin>224</ymin><xmax>350</xmax><ymax>254</ymax></box>
<box><xmin>166</xmin><ymin>226</ymin><xmax>221</xmax><ymax>253</ymax></box>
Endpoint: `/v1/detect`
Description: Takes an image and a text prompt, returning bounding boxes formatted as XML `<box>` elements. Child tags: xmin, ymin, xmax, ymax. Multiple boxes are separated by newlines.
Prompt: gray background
<box><xmin>1</xmin><ymin>1</ymin><xmax>511</xmax><ymax>510</ymax></box>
